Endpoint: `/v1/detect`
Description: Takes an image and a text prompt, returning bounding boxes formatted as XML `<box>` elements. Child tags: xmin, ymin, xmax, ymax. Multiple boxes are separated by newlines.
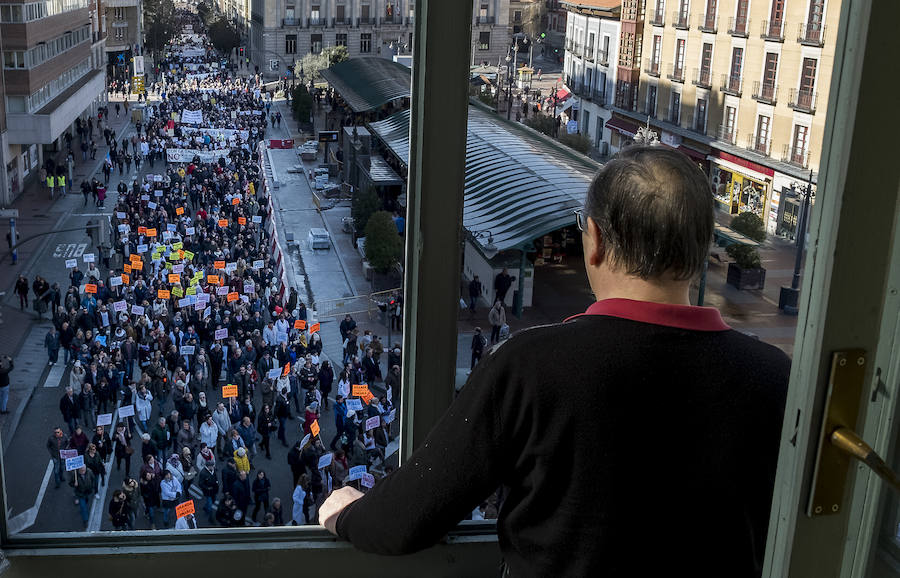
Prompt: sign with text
<box><xmin>65</xmin><ymin>455</ymin><xmax>85</xmax><ymax>471</ymax></box>
<box><xmin>310</xmin><ymin>419</ymin><xmax>320</xmax><ymax>437</ymax></box>
<box><xmin>175</xmin><ymin>500</ymin><xmax>195</xmax><ymax>519</ymax></box>
<box><xmin>60</xmin><ymin>449</ymin><xmax>78</xmax><ymax>460</ymax></box>
<box><xmin>214</xmin><ymin>328</ymin><xmax>228</xmax><ymax>340</ymax></box>
<box><xmin>365</xmin><ymin>416</ymin><xmax>380</xmax><ymax>431</ymax></box>
<box><xmin>96</xmin><ymin>413</ymin><xmax>113</xmax><ymax>427</ymax></box>
<box><xmin>346</xmin><ymin>399</ymin><xmax>363</xmax><ymax>412</ymax></box>
<box><xmin>347</xmin><ymin>465</ymin><xmax>366</xmax><ymax>482</ymax></box>
<box><xmin>118</xmin><ymin>404</ymin><xmax>135</xmax><ymax>418</ymax></box>
<box><xmin>352</xmin><ymin>384</ymin><xmax>370</xmax><ymax>398</ymax></box>
<box><xmin>222</xmin><ymin>384</ymin><xmax>239</xmax><ymax>398</ymax></box>
<box><xmin>317</xmin><ymin>453</ymin><xmax>333</xmax><ymax>470</ymax></box>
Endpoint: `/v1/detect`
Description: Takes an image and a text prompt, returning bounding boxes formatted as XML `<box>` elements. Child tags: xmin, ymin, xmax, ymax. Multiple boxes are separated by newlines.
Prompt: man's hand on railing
<box><xmin>320</xmin><ymin>486</ymin><xmax>364</xmax><ymax>535</ymax></box>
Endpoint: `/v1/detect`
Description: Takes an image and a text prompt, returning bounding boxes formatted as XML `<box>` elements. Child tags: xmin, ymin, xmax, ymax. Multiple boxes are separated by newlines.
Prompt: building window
<box><xmin>695</xmin><ymin>97</ymin><xmax>707</xmax><ymax>132</ymax></box>
<box><xmin>763</xmin><ymin>52</ymin><xmax>778</xmax><ymax>89</ymax></box>
<box><xmin>361</xmin><ymin>3</ymin><xmax>370</xmax><ymax>22</ymax></box>
<box><xmin>674</xmin><ymin>38</ymin><xmax>685</xmax><ymax>74</ymax></box>
<box><xmin>311</xmin><ymin>34</ymin><xmax>322</xmax><ymax>54</ymax></box>
<box><xmin>285</xmin><ymin>34</ymin><xmax>297</xmax><ymax>54</ymax></box>
<box><xmin>3</xmin><ymin>51</ymin><xmax>26</xmax><ymax>69</ymax></box>
<box><xmin>478</xmin><ymin>31</ymin><xmax>490</xmax><ymax>50</ymax></box>
<box><xmin>336</xmin><ymin>33</ymin><xmax>347</xmax><ymax>46</ymax></box>
<box><xmin>361</xmin><ymin>33</ymin><xmax>372</xmax><ymax>53</ymax></box>
<box><xmin>646</xmin><ymin>84</ymin><xmax>657</xmax><ymax>116</ymax></box>
<box><xmin>670</xmin><ymin>91</ymin><xmax>681</xmax><ymax>124</ymax></box>
<box><xmin>513</xmin><ymin>10</ymin><xmax>521</xmax><ymax>23</ymax></box>
<box><xmin>113</xmin><ymin>7</ymin><xmax>125</xmax><ymax>19</ymax></box>
<box><xmin>792</xmin><ymin>124</ymin><xmax>809</xmax><ymax>164</ymax></box>
<box><xmin>756</xmin><ymin>115</ymin><xmax>771</xmax><ymax>154</ymax></box>
<box><xmin>479</xmin><ymin>3</ymin><xmax>488</xmax><ymax>18</ymax></box>
<box><xmin>723</xmin><ymin>105</ymin><xmax>736</xmax><ymax>141</ymax></box>
<box><xmin>336</xmin><ymin>3</ymin><xmax>345</xmax><ymax>22</ymax></box>
<box><xmin>650</xmin><ymin>35</ymin><xmax>661</xmax><ymax>71</ymax></box>
<box><xmin>800</xmin><ymin>57</ymin><xmax>817</xmax><ymax>91</ymax></box>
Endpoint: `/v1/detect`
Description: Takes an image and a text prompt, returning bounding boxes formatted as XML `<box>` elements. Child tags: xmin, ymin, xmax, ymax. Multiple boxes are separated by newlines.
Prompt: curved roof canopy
<box><xmin>368</xmin><ymin>106</ymin><xmax>600</xmax><ymax>252</ymax></box>
<box><xmin>320</xmin><ymin>57</ymin><xmax>411</xmax><ymax>113</ymax></box>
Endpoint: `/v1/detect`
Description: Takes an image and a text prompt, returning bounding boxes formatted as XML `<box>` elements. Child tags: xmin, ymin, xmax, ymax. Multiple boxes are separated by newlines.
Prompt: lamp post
<box><xmin>778</xmin><ymin>169</ymin><xmax>815</xmax><ymax>313</ymax></box>
<box><xmin>505</xmin><ymin>49</ymin><xmax>513</xmax><ymax>120</ymax></box>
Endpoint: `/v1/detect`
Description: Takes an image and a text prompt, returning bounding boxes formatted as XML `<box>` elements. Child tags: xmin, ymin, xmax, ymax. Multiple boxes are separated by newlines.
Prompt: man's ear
<box><xmin>585</xmin><ymin>217</ymin><xmax>605</xmax><ymax>267</ymax></box>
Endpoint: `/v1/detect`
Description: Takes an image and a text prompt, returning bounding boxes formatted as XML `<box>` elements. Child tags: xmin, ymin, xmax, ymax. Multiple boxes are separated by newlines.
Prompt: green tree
<box><xmin>197</xmin><ymin>0</ymin><xmax>212</xmax><ymax>25</ymax></box>
<box><xmin>293</xmin><ymin>46</ymin><xmax>350</xmax><ymax>83</ymax></box>
<box><xmin>291</xmin><ymin>84</ymin><xmax>314</xmax><ymax>125</ymax></box>
<box><xmin>143</xmin><ymin>0</ymin><xmax>177</xmax><ymax>55</ymax></box>
<box><xmin>364</xmin><ymin>211</ymin><xmax>404</xmax><ymax>274</ymax></box>
<box><xmin>207</xmin><ymin>17</ymin><xmax>241</xmax><ymax>55</ymax></box>
<box><xmin>524</xmin><ymin>114</ymin><xmax>556</xmax><ymax>136</ymax></box>
<box><xmin>726</xmin><ymin>243</ymin><xmax>762</xmax><ymax>269</ymax></box>
<box><xmin>352</xmin><ymin>186</ymin><xmax>381</xmax><ymax>235</ymax></box>
<box><xmin>557</xmin><ymin>132</ymin><xmax>592</xmax><ymax>155</ymax></box>
<box><xmin>730</xmin><ymin>212</ymin><xmax>767</xmax><ymax>243</ymax></box>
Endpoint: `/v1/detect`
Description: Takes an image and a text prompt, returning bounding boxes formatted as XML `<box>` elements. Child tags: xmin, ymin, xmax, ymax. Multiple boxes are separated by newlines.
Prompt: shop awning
<box><xmin>320</xmin><ymin>57</ymin><xmax>411</xmax><ymax>113</ymax></box>
<box><xmin>556</xmin><ymin>88</ymin><xmax>572</xmax><ymax>101</ymax></box>
<box><xmin>605</xmin><ymin>116</ymin><xmax>640</xmax><ymax>137</ymax></box>
<box><xmin>368</xmin><ymin>106</ymin><xmax>600</xmax><ymax>251</ymax></box>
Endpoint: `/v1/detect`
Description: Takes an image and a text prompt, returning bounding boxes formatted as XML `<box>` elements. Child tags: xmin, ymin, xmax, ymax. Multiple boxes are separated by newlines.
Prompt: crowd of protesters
<box><xmin>41</xmin><ymin>15</ymin><xmax>399</xmax><ymax>532</ymax></box>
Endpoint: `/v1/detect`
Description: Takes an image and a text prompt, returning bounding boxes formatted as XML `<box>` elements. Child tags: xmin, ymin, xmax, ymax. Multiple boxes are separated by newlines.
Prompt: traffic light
<box><xmin>540</xmin><ymin>32</ymin><xmax>546</xmax><ymax>38</ymax></box>
<box><xmin>239</xmin><ymin>47</ymin><xmax>244</xmax><ymax>57</ymax></box>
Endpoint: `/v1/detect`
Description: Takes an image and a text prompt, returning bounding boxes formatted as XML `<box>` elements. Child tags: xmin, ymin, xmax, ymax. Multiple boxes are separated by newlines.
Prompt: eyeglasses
<box><xmin>573</xmin><ymin>209</ymin><xmax>587</xmax><ymax>232</ymax></box>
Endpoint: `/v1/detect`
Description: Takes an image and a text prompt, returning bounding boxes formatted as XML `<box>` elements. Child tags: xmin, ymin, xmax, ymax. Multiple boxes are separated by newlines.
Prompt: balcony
<box><xmin>690</xmin><ymin>113</ymin><xmax>707</xmax><ymax>134</ymax></box>
<box><xmin>697</xmin><ymin>13</ymin><xmax>718</xmax><ymax>33</ymax></box>
<box><xmin>720</xmin><ymin>73</ymin><xmax>742</xmax><ymax>96</ymax></box>
<box><xmin>574</xmin><ymin>43</ymin><xmax>583</xmax><ymax>56</ymax></box>
<box><xmin>798</xmin><ymin>22</ymin><xmax>826</xmax><ymax>46</ymax></box>
<box><xmin>381</xmin><ymin>15</ymin><xmax>403</xmax><ymax>25</ymax></box>
<box><xmin>643</xmin><ymin>103</ymin><xmax>658</xmax><ymax>119</ymax></box>
<box><xmin>476</xmin><ymin>15</ymin><xmax>495</xmax><ymax>25</ymax></box>
<box><xmin>565</xmin><ymin>39</ymin><xmax>574</xmax><ymax>51</ymax></box>
<box><xmin>748</xmin><ymin>133</ymin><xmax>771</xmax><ymax>156</ymax></box>
<box><xmin>644</xmin><ymin>58</ymin><xmax>660</xmax><ymax>77</ymax></box>
<box><xmin>716</xmin><ymin>124</ymin><xmax>736</xmax><ymax>144</ymax></box>
<box><xmin>585</xmin><ymin>47</ymin><xmax>594</xmax><ymax>61</ymax></box>
<box><xmin>358</xmin><ymin>17</ymin><xmax>377</xmax><ymax>26</ymax></box>
<box><xmin>332</xmin><ymin>17</ymin><xmax>352</xmax><ymax>26</ymax></box>
<box><xmin>692</xmin><ymin>67</ymin><xmax>712</xmax><ymax>88</ymax></box>
<box><xmin>782</xmin><ymin>144</ymin><xmax>810</xmax><ymax>168</ymax></box>
<box><xmin>672</xmin><ymin>10</ymin><xmax>690</xmax><ymax>29</ymax></box>
<box><xmin>282</xmin><ymin>17</ymin><xmax>300</xmax><ymax>27</ymax></box>
<box><xmin>593</xmin><ymin>88</ymin><xmax>607</xmax><ymax>105</ymax></box>
<box><xmin>751</xmin><ymin>81</ymin><xmax>778</xmax><ymax>104</ymax></box>
<box><xmin>308</xmin><ymin>17</ymin><xmax>326</xmax><ymax>26</ymax></box>
<box><xmin>649</xmin><ymin>9</ymin><xmax>664</xmax><ymax>26</ymax></box>
<box><xmin>728</xmin><ymin>16</ymin><xmax>749</xmax><ymax>36</ymax></box>
<box><xmin>761</xmin><ymin>19</ymin><xmax>785</xmax><ymax>41</ymax></box>
<box><xmin>407</xmin><ymin>16</ymin><xmax>415</xmax><ymax>25</ymax></box>
<box><xmin>667</xmin><ymin>63</ymin><xmax>685</xmax><ymax>83</ymax></box>
<box><xmin>788</xmin><ymin>88</ymin><xmax>817</xmax><ymax>113</ymax></box>
<box><xmin>598</xmin><ymin>50</ymin><xmax>608</xmax><ymax>66</ymax></box>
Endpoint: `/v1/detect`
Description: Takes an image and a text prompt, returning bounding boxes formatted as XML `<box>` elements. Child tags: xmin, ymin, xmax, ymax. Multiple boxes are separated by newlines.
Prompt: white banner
<box><xmin>181</xmin><ymin>126</ymin><xmax>250</xmax><ymax>140</ymax></box>
<box><xmin>181</xmin><ymin>109</ymin><xmax>204</xmax><ymax>124</ymax></box>
<box><xmin>165</xmin><ymin>148</ymin><xmax>229</xmax><ymax>163</ymax></box>
<box><xmin>180</xmin><ymin>48</ymin><xmax>206</xmax><ymax>58</ymax></box>
<box><xmin>186</xmin><ymin>72</ymin><xmax>213</xmax><ymax>81</ymax></box>
<box><xmin>133</xmin><ymin>55</ymin><xmax>145</xmax><ymax>76</ymax></box>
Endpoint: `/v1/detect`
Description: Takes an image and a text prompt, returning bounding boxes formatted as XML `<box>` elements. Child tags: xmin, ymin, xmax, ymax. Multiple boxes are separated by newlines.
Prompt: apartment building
<box><xmin>249</xmin><ymin>0</ymin><xmax>509</xmax><ymax>77</ymax></box>
<box><xmin>509</xmin><ymin>0</ymin><xmax>544</xmax><ymax>39</ymax></box>
<box><xmin>561</xmin><ymin>0</ymin><xmax>620</xmax><ymax>155</ymax></box>
<box><xmin>104</xmin><ymin>0</ymin><xmax>141</xmax><ymax>82</ymax></box>
<box><xmin>609</xmin><ymin>0</ymin><xmax>837</xmax><ymax>236</ymax></box>
<box><xmin>0</xmin><ymin>0</ymin><xmax>107</xmax><ymax>204</ymax></box>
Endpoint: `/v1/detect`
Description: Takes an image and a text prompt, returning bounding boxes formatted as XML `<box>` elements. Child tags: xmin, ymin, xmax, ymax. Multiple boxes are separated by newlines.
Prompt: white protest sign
<box><xmin>214</xmin><ymin>328</ymin><xmax>228</xmax><ymax>340</ymax></box>
<box><xmin>116</xmin><ymin>212</ymin><xmax>126</xmax><ymax>219</ymax></box>
<box><xmin>148</xmin><ymin>201</ymin><xmax>158</xmax><ymax>209</ymax></box>
<box><xmin>100</xmin><ymin>312</ymin><xmax>110</xmax><ymax>327</ymax></box>
<box><xmin>197</xmin><ymin>292</ymin><xmax>210</xmax><ymax>303</ymax></box>
<box><xmin>178</xmin><ymin>297</ymin><xmax>193</xmax><ymax>308</ymax></box>
<box><xmin>243</xmin><ymin>281</ymin><xmax>255</xmax><ymax>293</ymax></box>
<box><xmin>109</xmin><ymin>276</ymin><xmax>123</xmax><ymax>287</ymax></box>
<box><xmin>131</xmin><ymin>304</ymin><xmax>145</xmax><ymax>316</ymax></box>
<box><xmin>137</xmin><ymin>244</ymin><xmax>148</xmax><ymax>253</ymax></box>
<box><xmin>140</xmin><ymin>194</ymin><xmax>150</xmax><ymax>201</ymax></box>
<box><xmin>252</xmin><ymin>260</ymin><xmax>264</xmax><ymax>269</ymax></box>
<box><xmin>365</xmin><ymin>416</ymin><xmax>380</xmax><ymax>431</ymax></box>
<box><xmin>266</xmin><ymin>368</ymin><xmax>280</xmax><ymax>380</ymax></box>
<box><xmin>361</xmin><ymin>473</ymin><xmax>375</xmax><ymax>488</ymax></box>
<box><xmin>252</xmin><ymin>216</ymin><xmax>262</xmax><ymax>224</ymax></box>
<box><xmin>216</xmin><ymin>286</ymin><xmax>229</xmax><ymax>296</ymax></box>
<box><xmin>83</xmin><ymin>253</ymin><xmax>95</xmax><ymax>263</ymax></box>
<box><xmin>154</xmin><ymin>190</ymin><xmax>163</xmax><ymax>197</ymax></box>
<box><xmin>317</xmin><ymin>453</ymin><xmax>333</xmax><ymax>469</ymax></box>
<box><xmin>118</xmin><ymin>224</ymin><xmax>128</xmax><ymax>233</ymax></box>
<box><xmin>167</xmin><ymin>224</ymin><xmax>177</xmax><ymax>232</ymax></box>
<box><xmin>346</xmin><ymin>399</ymin><xmax>363</xmax><ymax>412</ymax></box>
<box><xmin>60</xmin><ymin>449</ymin><xmax>78</xmax><ymax>460</ymax></box>
<box><xmin>383</xmin><ymin>409</ymin><xmax>396</xmax><ymax>424</ymax></box>
<box><xmin>65</xmin><ymin>455</ymin><xmax>85</xmax><ymax>471</ymax></box>
<box><xmin>300</xmin><ymin>433</ymin><xmax>311</xmax><ymax>449</ymax></box>
<box><xmin>181</xmin><ymin>109</ymin><xmax>204</xmax><ymax>124</ymax></box>
<box><xmin>96</xmin><ymin>413</ymin><xmax>113</xmax><ymax>427</ymax></box>
<box><xmin>113</xmin><ymin>300</ymin><xmax>128</xmax><ymax>312</ymax></box>
<box><xmin>224</xmin><ymin>262</ymin><xmax>237</xmax><ymax>273</ymax></box>
<box><xmin>65</xmin><ymin>259</ymin><xmax>77</xmax><ymax>268</ymax></box>
<box><xmin>180</xmin><ymin>345</ymin><xmax>195</xmax><ymax>355</ymax></box>
<box><xmin>118</xmin><ymin>404</ymin><xmax>135</xmax><ymax>418</ymax></box>
<box><xmin>173</xmin><ymin>264</ymin><xmax>185</xmax><ymax>274</ymax></box>
<box><xmin>348</xmin><ymin>465</ymin><xmax>366</xmax><ymax>481</ymax></box>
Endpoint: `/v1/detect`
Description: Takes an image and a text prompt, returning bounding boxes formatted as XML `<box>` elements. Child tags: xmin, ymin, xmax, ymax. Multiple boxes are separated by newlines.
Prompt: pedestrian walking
<box><xmin>45</xmin><ymin>326</ymin><xmax>60</xmax><ymax>366</ymax></box>
<box><xmin>60</xmin><ymin>387</ymin><xmax>79</xmax><ymax>433</ymax></box>
<box><xmin>468</xmin><ymin>275</ymin><xmax>482</xmax><ymax>314</ymax></box>
<box><xmin>15</xmin><ymin>275</ymin><xmax>28</xmax><ymax>309</ymax></box>
<box><xmin>46</xmin><ymin>427</ymin><xmax>68</xmax><ymax>488</ymax></box>
<box><xmin>488</xmin><ymin>300</ymin><xmax>507</xmax><ymax>345</ymax></box>
<box><xmin>70</xmin><ymin>465</ymin><xmax>96</xmax><ymax>529</ymax></box>
<box><xmin>470</xmin><ymin>327</ymin><xmax>486</xmax><ymax>369</ymax></box>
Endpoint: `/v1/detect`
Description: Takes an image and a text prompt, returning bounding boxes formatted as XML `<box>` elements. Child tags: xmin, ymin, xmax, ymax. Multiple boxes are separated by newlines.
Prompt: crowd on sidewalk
<box><xmin>36</xmin><ymin>14</ymin><xmax>400</xmax><ymax>532</ymax></box>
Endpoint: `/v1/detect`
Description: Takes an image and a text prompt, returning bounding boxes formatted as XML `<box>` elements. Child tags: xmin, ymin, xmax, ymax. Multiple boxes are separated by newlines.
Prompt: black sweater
<box><xmin>337</xmin><ymin>301</ymin><xmax>790</xmax><ymax>577</ymax></box>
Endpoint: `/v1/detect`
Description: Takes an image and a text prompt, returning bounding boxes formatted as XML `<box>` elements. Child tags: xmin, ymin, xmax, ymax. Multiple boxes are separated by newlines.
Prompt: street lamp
<box><xmin>633</xmin><ymin>116</ymin><xmax>660</xmax><ymax>146</ymax></box>
<box><xmin>779</xmin><ymin>169</ymin><xmax>816</xmax><ymax>313</ymax></box>
<box><xmin>505</xmin><ymin>49</ymin><xmax>513</xmax><ymax>120</ymax></box>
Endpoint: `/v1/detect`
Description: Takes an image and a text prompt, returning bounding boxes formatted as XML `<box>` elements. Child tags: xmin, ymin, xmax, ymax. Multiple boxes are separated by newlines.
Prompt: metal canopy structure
<box><xmin>320</xmin><ymin>57</ymin><xmax>412</xmax><ymax>113</ymax></box>
<box><xmin>369</xmin><ymin>105</ymin><xmax>600</xmax><ymax>252</ymax></box>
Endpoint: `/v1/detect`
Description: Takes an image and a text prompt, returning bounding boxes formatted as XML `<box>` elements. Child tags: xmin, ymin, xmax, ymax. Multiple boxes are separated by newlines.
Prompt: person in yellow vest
<box><xmin>57</xmin><ymin>173</ymin><xmax>66</xmax><ymax>197</ymax></box>
<box><xmin>46</xmin><ymin>173</ymin><xmax>55</xmax><ymax>200</ymax></box>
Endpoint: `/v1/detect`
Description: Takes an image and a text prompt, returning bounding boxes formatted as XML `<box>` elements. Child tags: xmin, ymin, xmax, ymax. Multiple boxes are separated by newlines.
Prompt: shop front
<box><xmin>709</xmin><ymin>151</ymin><xmax>774</xmax><ymax>222</ymax></box>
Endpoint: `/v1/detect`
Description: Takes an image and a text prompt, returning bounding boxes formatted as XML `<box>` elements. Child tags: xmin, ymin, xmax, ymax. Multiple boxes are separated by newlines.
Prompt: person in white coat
<box><xmin>488</xmin><ymin>300</ymin><xmax>507</xmax><ymax>345</ymax></box>
<box><xmin>199</xmin><ymin>414</ymin><xmax>218</xmax><ymax>452</ymax></box>
<box><xmin>292</xmin><ymin>474</ymin><xmax>310</xmax><ymax>526</ymax></box>
<box><xmin>211</xmin><ymin>402</ymin><xmax>232</xmax><ymax>459</ymax></box>
<box><xmin>135</xmin><ymin>386</ymin><xmax>154</xmax><ymax>431</ymax></box>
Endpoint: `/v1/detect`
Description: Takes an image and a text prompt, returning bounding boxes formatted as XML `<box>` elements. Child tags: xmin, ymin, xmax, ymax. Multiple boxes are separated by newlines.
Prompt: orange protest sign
<box><xmin>231</xmin><ymin>197</ymin><xmax>240</xmax><ymax>206</ymax></box>
<box><xmin>226</xmin><ymin>292</ymin><xmax>239</xmax><ymax>302</ymax></box>
<box><xmin>158</xmin><ymin>289</ymin><xmax>170</xmax><ymax>299</ymax></box>
<box><xmin>309</xmin><ymin>322</ymin><xmax>320</xmax><ymax>334</ymax></box>
<box><xmin>138</xmin><ymin>226</ymin><xmax>147</xmax><ymax>235</ymax></box>
<box><xmin>222</xmin><ymin>384</ymin><xmax>239</xmax><ymax>398</ymax></box>
<box><xmin>207</xmin><ymin>275</ymin><xmax>220</xmax><ymax>285</ymax></box>
<box><xmin>168</xmin><ymin>273</ymin><xmax>181</xmax><ymax>284</ymax></box>
<box><xmin>175</xmin><ymin>500</ymin><xmax>195</xmax><ymax>519</ymax></box>
<box><xmin>360</xmin><ymin>390</ymin><xmax>376</xmax><ymax>405</ymax></box>
<box><xmin>310</xmin><ymin>420</ymin><xmax>320</xmax><ymax>437</ymax></box>
<box><xmin>84</xmin><ymin>284</ymin><xmax>97</xmax><ymax>294</ymax></box>
<box><xmin>121</xmin><ymin>273</ymin><xmax>130</xmax><ymax>285</ymax></box>
<box><xmin>130</xmin><ymin>258</ymin><xmax>143</xmax><ymax>269</ymax></box>
<box><xmin>146</xmin><ymin>228</ymin><xmax>157</xmax><ymax>237</ymax></box>
<box><xmin>217</xmin><ymin>219</ymin><xmax>228</xmax><ymax>228</ymax></box>
<box><xmin>293</xmin><ymin>319</ymin><xmax>306</xmax><ymax>330</ymax></box>
<box><xmin>214</xmin><ymin>260</ymin><xmax>225</xmax><ymax>270</ymax></box>
<box><xmin>123</xmin><ymin>264</ymin><xmax>132</xmax><ymax>273</ymax></box>
<box><xmin>238</xmin><ymin>217</ymin><xmax>247</xmax><ymax>226</ymax></box>
<box><xmin>352</xmin><ymin>384</ymin><xmax>370</xmax><ymax>398</ymax></box>
<box><xmin>176</xmin><ymin>207</ymin><xmax>185</xmax><ymax>215</ymax></box>
<box><xmin>282</xmin><ymin>362</ymin><xmax>291</xmax><ymax>377</ymax></box>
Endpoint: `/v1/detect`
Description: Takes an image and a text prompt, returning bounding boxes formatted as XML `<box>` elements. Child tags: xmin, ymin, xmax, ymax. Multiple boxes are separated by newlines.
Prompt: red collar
<box><xmin>564</xmin><ymin>298</ymin><xmax>730</xmax><ymax>331</ymax></box>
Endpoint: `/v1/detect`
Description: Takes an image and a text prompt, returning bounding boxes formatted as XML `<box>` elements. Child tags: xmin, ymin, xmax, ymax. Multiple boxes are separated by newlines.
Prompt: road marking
<box><xmin>7</xmin><ymin>460</ymin><xmax>53</xmax><ymax>534</ymax></box>
<box><xmin>52</xmin><ymin>243</ymin><xmax>87</xmax><ymax>258</ymax></box>
<box><xmin>43</xmin><ymin>362</ymin><xmax>66</xmax><ymax>387</ymax></box>
<box><xmin>87</xmin><ymin>400</ymin><xmax>122</xmax><ymax>532</ymax></box>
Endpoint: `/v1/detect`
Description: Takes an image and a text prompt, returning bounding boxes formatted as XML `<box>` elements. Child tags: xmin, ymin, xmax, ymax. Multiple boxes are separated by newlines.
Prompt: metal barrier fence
<box><xmin>315</xmin><ymin>288</ymin><xmax>402</xmax><ymax>320</ymax></box>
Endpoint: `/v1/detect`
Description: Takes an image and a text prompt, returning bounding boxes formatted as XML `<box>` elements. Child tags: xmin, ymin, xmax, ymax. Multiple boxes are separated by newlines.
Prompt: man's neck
<box><xmin>590</xmin><ymin>274</ymin><xmax>692</xmax><ymax>306</ymax></box>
